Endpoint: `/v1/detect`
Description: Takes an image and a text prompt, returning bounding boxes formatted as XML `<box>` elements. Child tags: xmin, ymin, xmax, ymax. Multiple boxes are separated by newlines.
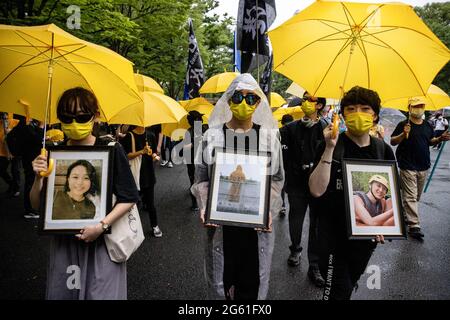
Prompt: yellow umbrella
<box><xmin>0</xmin><ymin>23</ymin><xmax>142</xmax><ymax>177</ymax></box>
<box><xmin>273</xmin><ymin>106</ymin><xmax>304</xmax><ymax>128</ymax></box>
<box><xmin>270</xmin><ymin>92</ymin><xmax>287</xmax><ymax>108</ymax></box>
<box><xmin>382</xmin><ymin>84</ymin><xmax>450</xmax><ymax>111</ymax></box>
<box><xmin>108</xmin><ymin>91</ymin><xmax>187</xmax><ymax>127</ymax></box>
<box><xmin>134</xmin><ymin>73</ymin><xmax>164</xmax><ymax>94</ymax></box>
<box><xmin>268</xmin><ymin>1</ymin><xmax>450</xmax><ymax>101</ymax></box>
<box><xmin>0</xmin><ymin>24</ymin><xmax>141</xmax><ymax>124</ymax></box>
<box><xmin>199</xmin><ymin>72</ymin><xmax>239</xmax><ymax>94</ymax></box>
<box><xmin>162</xmin><ymin>97</ymin><xmax>214</xmax><ymax>140</ymax></box>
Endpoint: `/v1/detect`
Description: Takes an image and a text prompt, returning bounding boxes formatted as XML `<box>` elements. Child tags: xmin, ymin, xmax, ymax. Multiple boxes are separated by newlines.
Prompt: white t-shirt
<box><xmin>434</xmin><ymin>117</ymin><xmax>448</xmax><ymax>131</ymax></box>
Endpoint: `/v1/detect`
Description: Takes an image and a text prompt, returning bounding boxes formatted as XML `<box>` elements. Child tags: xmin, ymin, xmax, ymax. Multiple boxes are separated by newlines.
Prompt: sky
<box><xmin>213</xmin><ymin>0</ymin><xmax>448</xmax><ymax>29</ymax></box>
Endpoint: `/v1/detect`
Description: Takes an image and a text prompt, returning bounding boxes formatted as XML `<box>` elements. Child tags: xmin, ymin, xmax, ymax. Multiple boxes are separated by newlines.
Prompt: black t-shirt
<box><xmin>120</xmin><ymin>130</ymin><xmax>157</xmax><ymax>187</ymax></box>
<box><xmin>391</xmin><ymin>120</ymin><xmax>434</xmax><ymax>171</ymax></box>
<box><xmin>61</xmin><ymin>137</ymin><xmax>139</xmax><ymax>204</ymax></box>
<box><xmin>315</xmin><ymin>133</ymin><xmax>395</xmax><ymax>250</ymax></box>
<box><xmin>184</xmin><ymin>123</ymin><xmax>208</xmax><ymax>164</ymax></box>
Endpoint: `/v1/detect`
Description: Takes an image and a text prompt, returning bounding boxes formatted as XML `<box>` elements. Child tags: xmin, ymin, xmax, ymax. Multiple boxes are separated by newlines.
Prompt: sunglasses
<box><xmin>59</xmin><ymin>113</ymin><xmax>94</xmax><ymax>124</ymax></box>
<box><xmin>231</xmin><ymin>91</ymin><xmax>260</xmax><ymax>106</ymax></box>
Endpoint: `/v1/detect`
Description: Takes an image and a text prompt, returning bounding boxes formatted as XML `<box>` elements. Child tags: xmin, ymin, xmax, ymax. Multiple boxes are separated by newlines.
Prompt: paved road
<box><xmin>1</xmin><ymin>142</ymin><xmax>449</xmax><ymax>300</ymax></box>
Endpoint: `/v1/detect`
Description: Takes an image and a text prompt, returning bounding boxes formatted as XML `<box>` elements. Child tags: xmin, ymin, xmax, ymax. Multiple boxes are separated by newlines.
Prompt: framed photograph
<box><xmin>39</xmin><ymin>146</ymin><xmax>114</xmax><ymax>234</ymax></box>
<box><xmin>342</xmin><ymin>159</ymin><xmax>406</xmax><ymax>240</ymax></box>
<box><xmin>205</xmin><ymin>147</ymin><xmax>272</xmax><ymax>229</ymax></box>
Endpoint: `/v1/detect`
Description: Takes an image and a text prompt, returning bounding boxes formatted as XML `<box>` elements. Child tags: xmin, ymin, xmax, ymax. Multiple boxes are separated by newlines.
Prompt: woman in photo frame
<box><xmin>191</xmin><ymin>73</ymin><xmax>284</xmax><ymax>300</ymax></box>
<box><xmin>30</xmin><ymin>87</ymin><xmax>139</xmax><ymax>300</ymax></box>
<box><xmin>52</xmin><ymin>160</ymin><xmax>98</xmax><ymax>220</ymax></box>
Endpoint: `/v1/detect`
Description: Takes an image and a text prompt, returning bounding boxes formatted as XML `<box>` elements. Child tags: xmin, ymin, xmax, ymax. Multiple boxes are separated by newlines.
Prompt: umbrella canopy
<box><xmin>382</xmin><ymin>84</ymin><xmax>450</xmax><ymax>111</ymax></box>
<box><xmin>273</xmin><ymin>106</ymin><xmax>304</xmax><ymax>128</ymax></box>
<box><xmin>268</xmin><ymin>1</ymin><xmax>450</xmax><ymax>101</ymax></box>
<box><xmin>162</xmin><ymin>97</ymin><xmax>214</xmax><ymax>140</ymax></box>
<box><xmin>270</xmin><ymin>92</ymin><xmax>287</xmax><ymax>108</ymax></box>
<box><xmin>199</xmin><ymin>72</ymin><xmax>239</xmax><ymax>94</ymax></box>
<box><xmin>134</xmin><ymin>73</ymin><xmax>164</xmax><ymax>94</ymax></box>
<box><xmin>0</xmin><ymin>24</ymin><xmax>141</xmax><ymax>124</ymax></box>
<box><xmin>108</xmin><ymin>91</ymin><xmax>187</xmax><ymax>127</ymax></box>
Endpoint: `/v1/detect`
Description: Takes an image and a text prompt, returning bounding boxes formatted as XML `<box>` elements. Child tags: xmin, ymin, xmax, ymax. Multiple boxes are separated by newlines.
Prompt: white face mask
<box><xmin>410</xmin><ymin>107</ymin><xmax>425</xmax><ymax>119</ymax></box>
<box><xmin>301</xmin><ymin>117</ymin><xmax>318</xmax><ymax>128</ymax></box>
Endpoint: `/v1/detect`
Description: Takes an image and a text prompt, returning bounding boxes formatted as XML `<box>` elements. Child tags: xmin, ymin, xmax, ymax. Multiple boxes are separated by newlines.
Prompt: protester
<box><xmin>120</xmin><ymin>125</ymin><xmax>162</xmax><ymax>238</ymax></box>
<box><xmin>30</xmin><ymin>87</ymin><xmax>139</xmax><ymax>299</ymax></box>
<box><xmin>309</xmin><ymin>86</ymin><xmax>393</xmax><ymax>300</ymax></box>
<box><xmin>160</xmin><ymin>135</ymin><xmax>174</xmax><ymax>168</ymax></box>
<box><xmin>279</xmin><ymin>114</ymin><xmax>294</xmax><ymax>217</ymax></box>
<box><xmin>390</xmin><ymin>97</ymin><xmax>450</xmax><ymax>240</ymax></box>
<box><xmin>0</xmin><ymin>113</ymin><xmax>19</xmax><ymax>197</ymax></box>
<box><xmin>280</xmin><ymin>96</ymin><xmax>326</xmax><ymax>287</ymax></box>
<box><xmin>183</xmin><ymin>110</ymin><xmax>208</xmax><ymax>212</ymax></box>
<box><xmin>431</xmin><ymin>112</ymin><xmax>448</xmax><ymax>150</ymax></box>
<box><xmin>191</xmin><ymin>73</ymin><xmax>284</xmax><ymax>300</ymax></box>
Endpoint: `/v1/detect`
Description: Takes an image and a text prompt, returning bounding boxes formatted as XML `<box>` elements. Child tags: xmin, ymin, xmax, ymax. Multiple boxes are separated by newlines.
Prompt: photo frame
<box><xmin>39</xmin><ymin>145</ymin><xmax>114</xmax><ymax>234</ymax></box>
<box><xmin>342</xmin><ymin>159</ymin><xmax>406</xmax><ymax>240</ymax></box>
<box><xmin>205</xmin><ymin>147</ymin><xmax>272</xmax><ymax>229</ymax></box>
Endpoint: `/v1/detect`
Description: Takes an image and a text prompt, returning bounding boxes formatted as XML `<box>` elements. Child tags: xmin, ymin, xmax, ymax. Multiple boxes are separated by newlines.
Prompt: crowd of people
<box><xmin>1</xmin><ymin>73</ymin><xmax>449</xmax><ymax>300</ymax></box>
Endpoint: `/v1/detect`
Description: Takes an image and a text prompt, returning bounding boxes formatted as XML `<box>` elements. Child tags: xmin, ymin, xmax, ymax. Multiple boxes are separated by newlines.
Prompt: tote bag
<box><xmin>104</xmin><ymin>142</ymin><xmax>145</xmax><ymax>263</ymax></box>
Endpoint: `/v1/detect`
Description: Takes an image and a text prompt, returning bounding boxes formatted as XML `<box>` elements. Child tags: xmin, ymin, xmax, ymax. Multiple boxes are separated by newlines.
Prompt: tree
<box><xmin>0</xmin><ymin>0</ymin><xmax>235</xmax><ymax>99</ymax></box>
<box><xmin>415</xmin><ymin>2</ymin><xmax>450</xmax><ymax>94</ymax></box>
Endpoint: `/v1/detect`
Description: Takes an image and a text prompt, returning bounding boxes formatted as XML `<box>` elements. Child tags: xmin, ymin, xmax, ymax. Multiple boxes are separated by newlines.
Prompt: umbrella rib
<box><xmin>0</xmin><ymin>48</ymin><xmax>51</xmax><ymax>86</ymax></box>
<box><xmin>364</xmin><ymin>32</ymin><xmax>428</xmax><ymax>96</ymax></box>
<box><xmin>54</xmin><ymin>49</ymin><xmax>142</xmax><ymax>101</ymax></box>
<box><xmin>313</xmin><ymin>36</ymin><xmax>354</xmax><ymax>96</ymax></box>
<box><xmin>359</xmin><ymin>4</ymin><xmax>385</xmax><ymax>30</ymax></box>
<box><xmin>0</xmin><ymin>46</ymin><xmax>53</xmax><ymax>59</ymax></box>
<box><xmin>366</xmin><ymin>25</ymin><xmax>450</xmax><ymax>51</ymax></box>
<box><xmin>15</xmin><ymin>30</ymin><xmax>50</xmax><ymax>48</ymax></box>
<box><xmin>318</xmin><ymin>20</ymin><xmax>353</xmax><ymax>38</ymax></box>
<box><xmin>13</xmin><ymin>30</ymin><xmax>52</xmax><ymax>60</ymax></box>
<box><xmin>273</xmin><ymin>28</ymin><xmax>353</xmax><ymax>69</ymax></box>
<box><xmin>354</xmin><ymin>34</ymin><xmax>371</xmax><ymax>89</ymax></box>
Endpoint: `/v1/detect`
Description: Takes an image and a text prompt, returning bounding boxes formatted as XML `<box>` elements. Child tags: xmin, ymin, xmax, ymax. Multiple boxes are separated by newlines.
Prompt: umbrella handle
<box><xmin>39</xmin><ymin>148</ymin><xmax>54</xmax><ymax>177</ymax></box>
<box><xmin>331</xmin><ymin>113</ymin><xmax>340</xmax><ymax>139</ymax></box>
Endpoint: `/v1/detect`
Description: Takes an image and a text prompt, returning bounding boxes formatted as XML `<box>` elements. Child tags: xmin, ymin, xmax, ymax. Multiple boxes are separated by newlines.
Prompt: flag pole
<box><xmin>256</xmin><ymin>0</ymin><xmax>260</xmax><ymax>81</ymax></box>
<box><xmin>423</xmin><ymin>141</ymin><xmax>446</xmax><ymax>193</ymax></box>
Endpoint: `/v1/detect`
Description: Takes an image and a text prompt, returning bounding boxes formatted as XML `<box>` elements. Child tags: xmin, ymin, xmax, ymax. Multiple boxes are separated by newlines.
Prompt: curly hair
<box><xmin>64</xmin><ymin>160</ymin><xmax>99</xmax><ymax>197</ymax></box>
<box><xmin>340</xmin><ymin>86</ymin><xmax>381</xmax><ymax>115</ymax></box>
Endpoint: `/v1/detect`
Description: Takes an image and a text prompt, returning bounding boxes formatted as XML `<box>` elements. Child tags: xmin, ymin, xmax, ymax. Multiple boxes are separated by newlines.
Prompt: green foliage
<box><xmin>415</xmin><ymin>2</ymin><xmax>450</xmax><ymax>94</ymax></box>
<box><xmin>351</xmin><ymin>171</ymin><xmax>391</xmax><ymax>198</ymax></box>
<box><xmin>0</xmin><ymin>0</ymin><xmax>234</xmax><ymax>99</ymax></box>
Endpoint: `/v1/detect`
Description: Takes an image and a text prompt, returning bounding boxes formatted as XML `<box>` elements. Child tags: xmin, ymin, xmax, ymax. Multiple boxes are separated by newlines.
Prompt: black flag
<box><xmin>260</xmin><ymin>53</ymin><xmax>273</xmax><ymax>102</ymax></box>
<box><xmin>236</xmin><ymin>0</ymin><xmax>276</xmax><ymax>73</ymax></box>
<box><xmin>184</xmin><ymin>18</ymin><xmax>205</xmax><ymax>100</ymax></box>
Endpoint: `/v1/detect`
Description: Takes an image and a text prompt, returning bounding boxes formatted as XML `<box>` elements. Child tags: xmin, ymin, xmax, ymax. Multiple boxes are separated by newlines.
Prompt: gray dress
<box><xmin>46</xmin><ymin>139</ymin><xmax>139</xmax><ymax>300</ymax></box>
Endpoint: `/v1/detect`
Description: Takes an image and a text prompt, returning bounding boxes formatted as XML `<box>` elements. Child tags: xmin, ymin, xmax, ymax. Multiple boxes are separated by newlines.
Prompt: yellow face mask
<box><xmin>301</xmin><ymin>100</ymin><xmax>317</xmax><ymax>116</ymax></box>
<box><xmin>229</xmin><ymin>101</ymin><xmax>257</xmax><ymax>121</ymax></box>
<box><xmin>345</xmin><ymin>112</ymin><xmax>374</xmax><ymax>136</ymax></box>
<box><xmin>61</xmin><ymin>120</ymin><xmax>94</xmax><ymax>140</ymax></box>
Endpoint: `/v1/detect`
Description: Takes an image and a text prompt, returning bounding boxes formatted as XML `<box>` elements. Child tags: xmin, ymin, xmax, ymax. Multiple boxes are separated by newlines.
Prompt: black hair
<box><xmin>64</xmin><ymin>160</ymin><xmax>99</xmax><ymax>197</ymax></box>
<box><xmin>281</xmin><ymin>114</ymin><xmax>294</xmax><ymax>125</ymax></box>
<box><xmin>316</xmin><ymin>97</ymin><xmax>327</xmax><ymax>111</ymax></box>
<box><xmin>340</xmin><ymin>86</ymin><xmax>381</xmax><ymax>115</ymax></box>
<box><xmin>57</xmin><ymin>87</ymin><xmax>99</xmax><ymax>120</ymax></box>
<box><xmin>187</xmin><ymin>111</ymin><xmax>204</xmax><ymax>127</ymax></box>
